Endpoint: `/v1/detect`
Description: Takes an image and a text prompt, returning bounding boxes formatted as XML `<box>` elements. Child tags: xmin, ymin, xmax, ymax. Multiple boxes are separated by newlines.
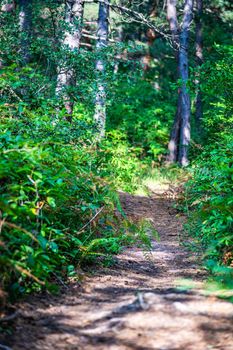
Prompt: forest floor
<box><xmin>1</xmin><ymin>191</ymin><xmax>233</xmax><ymax>350</ymax></box>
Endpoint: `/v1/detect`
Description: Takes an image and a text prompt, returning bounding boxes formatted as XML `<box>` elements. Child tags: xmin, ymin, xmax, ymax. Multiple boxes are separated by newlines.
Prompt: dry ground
<box><xmin>1</xmin><ymin>193</ymin><xmax>233</xmax><ymax>350</ymax></box>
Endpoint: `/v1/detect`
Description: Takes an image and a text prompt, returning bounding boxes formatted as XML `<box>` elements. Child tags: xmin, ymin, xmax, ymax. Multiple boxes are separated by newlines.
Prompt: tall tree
<box><xmin>0</xmin><ymin>1</ymin><xmax>16</xmax><ymax>68</ymax></box>
<box><xmin>194</xmin><ymin>0</ymin><xmax>203</xmax><ymax>132</ymax></box>
<box><xmin>166</xmin><ymin>0</ymin><xmax>180</xmax><ymax>163</ymax></box>
<box><xmin>166</xmin><ymin>0</ymin><xmax>194</xmax><ymax>166</ymax></box>
<box><xmin>178</xmin><ymin>0</ymin><xmax>194</xmax><ymax>166</ymax></box>
<box><xmin>94</xmin><ymin>0</ymin><xmax>110</xmax><ymax>138</ymax></box>
<box><xmin>56</xmin><ymin>0</ymin><xmax>84</xmax><ymax>121</ymax></box>
<box><xmin>1</xmin><ymin>1</ymin><xmax>15</xmax><ymax>13</ymax></box>
<box><xmin>18</xmin><ymin>0</ymin><xmax>32</xmax><ymax>64</ymax></box>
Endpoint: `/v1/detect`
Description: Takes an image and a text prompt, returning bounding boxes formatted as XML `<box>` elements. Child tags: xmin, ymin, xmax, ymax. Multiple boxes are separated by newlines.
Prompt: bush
<box><xmin>185</xmin><ymin>135</ymin><xmax>233</xmax><ymax>289</ymax></box>
<box><xmin>0</xmin><ymin>114</ymin><xmax>126</xmax><ymax>299</ymax></box>
<box><xmin>108</xmin><ymin>75</ymin><xmax>174</xmax><ymax>161</ymax></box>
<box><xmin>185</xmin><ymin>45</ymin><xmax>233</xmax><ymax>290</ymax></box>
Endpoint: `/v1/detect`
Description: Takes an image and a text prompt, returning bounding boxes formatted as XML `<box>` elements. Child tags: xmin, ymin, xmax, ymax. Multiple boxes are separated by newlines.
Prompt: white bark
<box><xmin>1</xmin><ymin>1</ymin><xmax>15</xmax><ymax>13</ymax></box>
<box><xmin>167</xmin><ymin>0</ymin><xmax>179</xmax><ymax>49</ymax></box>
<box><xmin>18</xmin><ymin>0</ymin><xmax>32</xmax><ymax>64</ymax></box>
<box><xmin>56</xmin><ymin>0</ymin><xmax>84</xmax><ymax>120</ymax></box>
<box><xmin>94</xmin><ymin>0</ymin><xmax>110</xmax><ymax>138</ymax></box>
<box><xmin>0</xmin><ymin>1</ymin><xmax>16</xmax><ymax>68</ymax></box>
<box><xmin>166</xmin><ymin>0</ymin><xmax>180</xmax><ymax>163</ymax></box>
<box><xmin>195</xmin><ymin>0</ymin><xmax>203</xmax><ymax>131</ymax></box>
<box><xmin>178</xmin><ymin>0</ymin><xmax>194</xmax><ymax>167</ymax></box>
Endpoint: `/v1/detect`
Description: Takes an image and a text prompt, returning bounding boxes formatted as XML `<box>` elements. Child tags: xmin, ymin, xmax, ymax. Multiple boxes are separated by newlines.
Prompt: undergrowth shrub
<box><xmin>185</xmin><ymin>136</ymin><xmax>233</xmax><ymax>289</ymax></box>
<box><xmin>184</xmin><ymin>45</ymin><xmax>233</xmax><ymax>292</ymax></box>
<box><xmin>108</xmin><ymin>75</ymin><xmax>174</xmax><ymax>161</ymax></box>
<box><xmin>98</xmin><ymin>130</ymin><xmax>146</xmax><ymax>192</ymax></box>
<box><xmin>0</xmin><ymin>113</ymin><xmax>154</xmax><ymax>301</ymax></box>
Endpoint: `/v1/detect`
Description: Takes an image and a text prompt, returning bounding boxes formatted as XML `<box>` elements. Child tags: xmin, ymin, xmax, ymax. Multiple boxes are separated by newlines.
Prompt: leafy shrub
<box><xmin>0</xmin><ymin>114</ymin><xmax>128</xmax><ymax>299</ymax></box>
<box><xmin>108</xmin><ymin>75</ymin><xmax>174</xmax><ymax>160</ymax></box>
<box><xmin>185</xmin><ymin>44</ymin><xmax>233</xmax><ymax>263</ymax></box>
<box><xmin>185</xmin><ymin>135</ymin><xmax>233</xmax><ymax>287</ymax></box>
<box><xmin>200</xmin><ymin>45</ymin><xmax>233</xmax><ymax>140</ymax></box>
<box><xmin>98</xmin><ymin>130</ymin><xmax>145</xmax><ymax>192</ymax></box>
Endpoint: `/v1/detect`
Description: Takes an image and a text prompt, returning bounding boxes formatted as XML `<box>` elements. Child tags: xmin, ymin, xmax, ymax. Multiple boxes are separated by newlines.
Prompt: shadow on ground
<box><xmin>2</xmin><ymin>193</ymin><xmax>233</xmax><ymax>350</ymax></box>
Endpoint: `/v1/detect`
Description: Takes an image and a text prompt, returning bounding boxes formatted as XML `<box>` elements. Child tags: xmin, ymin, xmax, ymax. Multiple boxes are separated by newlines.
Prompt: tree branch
<box><xmin>84</xmin><ymin>0</ymin><xmax>174</xmax><ymax>47</ymax></box>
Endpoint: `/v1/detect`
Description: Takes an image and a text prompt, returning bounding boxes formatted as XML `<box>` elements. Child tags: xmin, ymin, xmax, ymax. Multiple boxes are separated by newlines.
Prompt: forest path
<box><xmin>5</xmin><ymin>192</ymin><xmax>233</xmax><ymax>350</ymax></box>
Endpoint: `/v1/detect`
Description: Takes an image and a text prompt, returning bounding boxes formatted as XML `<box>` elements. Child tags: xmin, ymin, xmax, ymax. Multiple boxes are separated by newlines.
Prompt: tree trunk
<box><xmin>167</xmin><ymin>92</ymin><xmax>182</xmax><ymax>163</ymax></box>
<box><xmin>1</xmin><ymin>1</ymin><xmax>15</xmax><ymax>13</ymax></box>
<box><xmin>56</xmin><ymin>0</ymin><xmax>84</xmax><ymax>121</ymax></box>
<box><xmin>18</xmin><ymin>0</ymin><xmax>32</xmax><ymax>65</ymax></box>
<box><xmin>166</xmin><ymin>0</ymin><xmax>180</xmax><ymax>163</ymax></box>
<box><xmin>195</xmin><ymin>0</ymin><xmax>203</xmax><ymax>132</ymax></box>
<box><xmin>167</xmin><ymin>0</ymin><xmax>179</xmax><ymax>52</ymax></box>
<box><xmin>178</xmin><ymin>0</ymin><xmax>194</xmax><ymax>167</ymax></box>
<box><xmin>0</xmin><ymin>1</ymin><xmax>16</xmax><ymax>68</ymax></box>
<box><xmin>114</xmin><ymin>24</ymin><xmax>123</xmax><ymax>74</ymax></box>
<box><xmin>94</xmin><ymin>0</ymin><xmax>110</xmax><ymax>138</ymax></box>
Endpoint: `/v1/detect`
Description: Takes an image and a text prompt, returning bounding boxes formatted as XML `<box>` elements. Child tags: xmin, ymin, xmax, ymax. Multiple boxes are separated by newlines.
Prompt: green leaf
<box><xmin>47</xmin><ymin>197</ymin><xmax>56</xmax><ymax>208</ymax></box>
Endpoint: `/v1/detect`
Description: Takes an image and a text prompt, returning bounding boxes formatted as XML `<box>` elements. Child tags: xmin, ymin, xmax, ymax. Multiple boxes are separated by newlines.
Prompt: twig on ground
<box><xmin>0</xmin><ymin>345</ymin><xmax>13</xmax><ymax>350</ymax></box>
<box><xmin>0</xmin><ymin>311</ymin><xmax>19</xmax><ymax>323</ymax></box>
<box><xmin>51</xmin><ymin>272</ymin><xmax>68</xmax><ymax>289</ymax></box>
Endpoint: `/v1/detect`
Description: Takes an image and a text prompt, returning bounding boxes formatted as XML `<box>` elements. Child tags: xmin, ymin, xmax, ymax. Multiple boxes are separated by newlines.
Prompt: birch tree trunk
<box><xmin>94</xmin><ymin>0</ymin><xmax>110</xmax><ymax>138</ymax></box>
<box><xmin>0</xmin><ymin>1</ymin><xmax>16</xmax><ymax>68</ymax></box>
<box><xmin>19</xmin><ymin>0</ymin><xmax>32</xmax><ymax>65</ymax></box>
<box><xmin>167</xmin><ymin>0</ymin><xmax>179</xmax><ymax>51</ymax></box>
<box><xmin>1</xmin><ymin>1</ymin><xmax>15</xmax><ymax>13</ymax></box>
<box><xmin>18</xmin><ymin>0</ymin><xmax>32</xmax><ymax>64</ymax></box>
<box><xmin>178</xmin><ymin>0</ymin><xmax>194</xmax><ymax>166</ymax></box>
<box><xmin>56</xmin><ymin>0</ymin><xmax>84</xmax><ymax>121</ymax></box>
<box><xmin>166</xmin><ymin>0</ymin><xmax>180</xmax><ymax>163</ymax></box>
<box><xmin>114</xmin><ymin>24</ymin><xmax>123</xmax><ymax>74</ymax></box>
<box><xmin>195</xmin><ymin>0</ymin><xmax>203</xmax><ymax>132</ymax></box>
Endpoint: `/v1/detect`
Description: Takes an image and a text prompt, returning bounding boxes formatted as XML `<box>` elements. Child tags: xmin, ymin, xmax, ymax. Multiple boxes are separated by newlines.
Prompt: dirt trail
<box><xmin>2</xmin><ymin>193</ymin><xmax>233</xmax><ymax>350</ymax></box>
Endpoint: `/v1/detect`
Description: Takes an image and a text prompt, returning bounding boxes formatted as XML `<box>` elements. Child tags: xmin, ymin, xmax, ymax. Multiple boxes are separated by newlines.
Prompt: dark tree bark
<box><xmin>178</xmin><ymin>0</ymin><xmax>194</xmax><ymax>167</ymax></box>
<box><xmin>94</xmin><ymin>0</ymin><xmax>110</xmax><ymax>138</ymax></box>
<box><xmin>18</xmin><ymin>0</ymin><xmax>32</xmax><ymax>64</ymax></box>
<box><xmin>195</xmin><ymin>0</ymin><xmax>203</xmax><ymax>132</ymax></box>
<box><xmin>167</xmin><ymin>93</ymin><xmax>181</xmax><ymax>163</ymax></box>
<box><xmin>56</xmin><ymin>0</ymin><xmax>84</xmax><ymax>121</ymax></box>
<box><xmin>166</xmin><ymin>0</ymin><xmax>181</xmax><ymax>163</ymax></box>
<box><xmin>166</xmin><ymin>0</ymin><xmax>194</xmax><ymax>166</ymax></box>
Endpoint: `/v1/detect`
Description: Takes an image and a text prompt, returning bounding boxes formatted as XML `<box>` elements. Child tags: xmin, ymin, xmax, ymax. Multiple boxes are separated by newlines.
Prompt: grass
<box><xmin>134</xmin><ymin>166</ymin><xmax>189</xmax><ymax>197</ymax></box>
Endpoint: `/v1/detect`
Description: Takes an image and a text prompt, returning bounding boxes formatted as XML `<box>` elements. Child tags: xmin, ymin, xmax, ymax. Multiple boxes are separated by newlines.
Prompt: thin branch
<box><xmin>80</xmin><ymin>42</ymin><xmax>93</xmax><ymax>48</ymax></box>
<box><xmin>51</xmin><ymin>272</ymin><xmax>68</xmax><ymax>289</ymax></box>
<box><xmin>84</xmin><ymin>0</ymin><xmax>174</xmax><ymax>47</ymax></box>
<box><xmin>76</xmin><ymin>206</ymin><xmax>104</xmax><ymax>234</ymax></box>
<box><xmin>14</xmin><ymin>264</ymin><xmax>45</xmax><ymax>285</ymax></box>
<box><xmin>1</xmin><ymin>221</ymin><xmax>39</xmax><ymax>243</ymax></box>
<box><xmin>82</xmin><ymin>33</ymin><xmax>116</xmax><ymax>42</ymax></box>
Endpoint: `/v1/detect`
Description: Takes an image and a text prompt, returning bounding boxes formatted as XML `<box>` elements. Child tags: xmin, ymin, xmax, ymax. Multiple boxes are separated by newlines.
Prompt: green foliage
<box><xmin>200</xmin><ymin>45</ymin><xmax>233</xmax><ymax>139</ymax></box>
<box><xmin>98</xmin><ymin>131</ymin><xmax>145</xmax><ymax>192</ymax></box>
<box><xmin>184</xmin><ymin>44</ymin><xmax>233</xmax><ymax>290</ymax></box>
<box><xmin>0</xmin><ymin>112</ymin><xmax>141</xmax><ymax>298</ymax></box>
<box><xmin>108</xmin><ymin>74</ymin><xmax>175</xmax><ymax>161</ymax></box>
<box><xmin>186</xmin><ymin>136</ymin><xmax>233</xmax><ymax>259</ymax></box>
<box><xmin>0</xmin><ymin>0</ymin><xmax>232</xmax><ymax>304</ymax></box>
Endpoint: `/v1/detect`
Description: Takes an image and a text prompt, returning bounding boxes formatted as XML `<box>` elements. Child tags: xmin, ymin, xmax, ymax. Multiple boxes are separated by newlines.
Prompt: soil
<box><xmin>1</xmin><ymin>192</ymin><xmax>233</xmax><ymax>350</ymax></box>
